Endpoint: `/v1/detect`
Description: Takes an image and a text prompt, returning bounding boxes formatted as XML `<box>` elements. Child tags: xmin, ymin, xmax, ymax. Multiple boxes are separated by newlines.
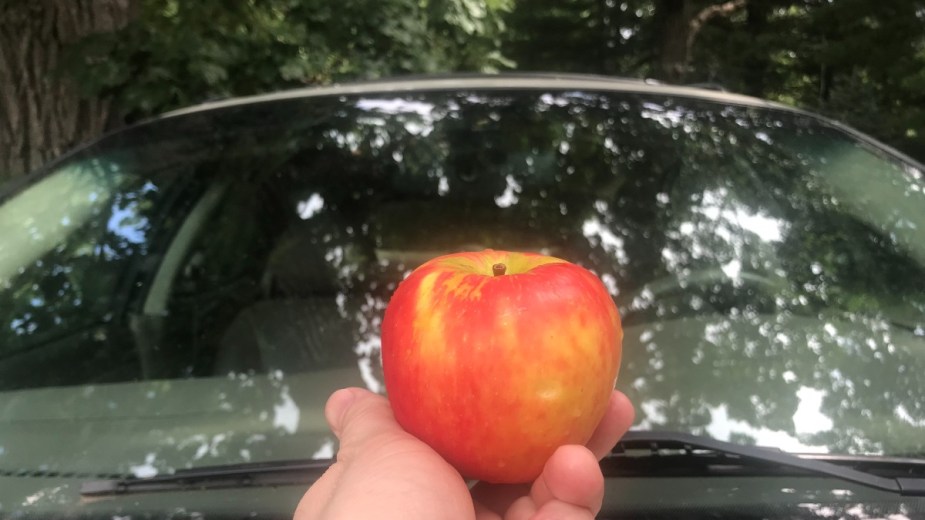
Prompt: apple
<box><xmin>381</xmin><ymin>249</ymin><xmax>622</xmax><ymax>483</ymax></box>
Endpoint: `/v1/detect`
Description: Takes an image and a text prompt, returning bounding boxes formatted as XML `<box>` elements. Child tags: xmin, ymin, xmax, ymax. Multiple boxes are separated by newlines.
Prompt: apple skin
<box><xmin>381</xmin><ymin>249</ymin><xmax>622</xmax><ymax>484</ymax></box>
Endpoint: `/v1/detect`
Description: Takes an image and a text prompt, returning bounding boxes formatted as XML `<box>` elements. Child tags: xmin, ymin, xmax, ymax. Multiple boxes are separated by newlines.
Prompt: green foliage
<box><xmin>63</xmin><ymin>0</ymin><xmax>511</xmax><ymax>120</ymax></box>
<box><xmin>689</xmin><ymin>0</ymin><xmax>925</xmax><ymax>162</ymax></box>
<box><xmin>58</xmin><ymin>0</ymin><xmax>925</xmax><ymax>163</ymax></box>
<box><xmin>499</xmin><ymin>0</ymin><xmax>925</xmax><ymax>163</ymax></box>
<box><xmin>501</xmin><ymin>0</ymin><xmax>655</xmax><ymax>77</ymax></box>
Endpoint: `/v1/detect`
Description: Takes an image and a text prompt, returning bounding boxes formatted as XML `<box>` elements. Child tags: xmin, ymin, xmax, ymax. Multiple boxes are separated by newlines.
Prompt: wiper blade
<box><xmin>610</xmin><ymin>431</ymin><xmax>925</xmax><ymax>497</ymax></box>
<box><xmin>81</xmin><ymin>431</ymin><xmax>925</xmax><ymax>498</ymax></box>
<box><xmin>80</xmin><ymin>459</ymin><xmax>330</xmax><ymax>497</ymax></box>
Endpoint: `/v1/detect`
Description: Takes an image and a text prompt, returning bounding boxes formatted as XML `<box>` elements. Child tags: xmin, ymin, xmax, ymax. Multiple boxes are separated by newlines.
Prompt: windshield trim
<box><xmin>157</xmin><ymin>74</ymin><xmax>789</xmax><ymax>120</ymax></box>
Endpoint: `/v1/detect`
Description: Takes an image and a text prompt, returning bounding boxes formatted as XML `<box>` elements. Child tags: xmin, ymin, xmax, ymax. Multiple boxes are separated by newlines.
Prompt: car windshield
<box><xmin>1</xmin><ymin>86</ymin><xmax>924</xmax><ymax>479</ymax></box>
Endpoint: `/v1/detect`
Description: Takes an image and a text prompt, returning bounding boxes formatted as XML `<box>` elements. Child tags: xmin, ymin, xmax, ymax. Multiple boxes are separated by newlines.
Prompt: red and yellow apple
<box><xmin>381</xmin><ymin>249</ymin><xmax>622</xmax><ymax>483</ymax></box>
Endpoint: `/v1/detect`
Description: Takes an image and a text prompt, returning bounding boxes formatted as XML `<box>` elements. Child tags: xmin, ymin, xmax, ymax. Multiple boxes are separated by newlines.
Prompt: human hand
<box><xmin>294</xmin><ymin>387</ymin><xmax>634</xmax><ymax>520</ymax></box>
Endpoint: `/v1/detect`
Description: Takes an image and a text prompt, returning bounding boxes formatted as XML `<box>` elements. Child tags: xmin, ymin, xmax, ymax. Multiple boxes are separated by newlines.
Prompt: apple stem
<box><xmin>492</xmin><ymin>263</ymin><xmax>507</xmax><ymax>276</ymax></box>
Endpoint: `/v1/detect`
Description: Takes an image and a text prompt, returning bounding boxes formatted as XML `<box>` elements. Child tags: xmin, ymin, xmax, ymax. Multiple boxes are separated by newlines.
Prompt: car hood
<box><xmin>0</xmin><ymin>368</ymin><xmax>364</xmax><ymax>477</ymax></box>
<box><xmin>619</xmin><ymin>311</ymin><xmax>925</xmax><ymax>456</ymax></box>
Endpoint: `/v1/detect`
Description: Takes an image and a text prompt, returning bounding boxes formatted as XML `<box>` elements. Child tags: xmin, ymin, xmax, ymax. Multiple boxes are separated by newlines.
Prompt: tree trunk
<box><xmin>685</xmin><ymin>0</ymin><xmax>746</xmax><ymax>65</ymax></box>
<box><xmin>654</xmin><ymin>0</ymin><xmax>693</xmax><ymax>83</ymax></box>
<box><xmin>0</xmin><ymin>0</ymin><xmax>136</xmax><ymax>181</ymax></box>
<box><xmin>654</xmin><ymin>0</ymin><xmax>747</xmax><ymax>83</ymax></box>
<box><xmin>741</xmin><ymin>0</ymin><xmax>770</xmax><ymax>96</ymax></box>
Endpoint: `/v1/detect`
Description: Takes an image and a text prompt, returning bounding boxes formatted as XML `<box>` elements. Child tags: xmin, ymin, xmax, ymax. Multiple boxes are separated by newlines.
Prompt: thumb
<box><xmin>325</xmin><ymin>387</ymin><xmax>402</xmax><ymax>457</ymax></box>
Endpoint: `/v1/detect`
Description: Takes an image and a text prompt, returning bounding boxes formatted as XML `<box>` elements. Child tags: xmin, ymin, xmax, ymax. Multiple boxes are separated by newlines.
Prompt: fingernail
<box><xmin>325</xmin><ymin>388</ymin><xmax>357</xmax><ymax>436</ymax></box>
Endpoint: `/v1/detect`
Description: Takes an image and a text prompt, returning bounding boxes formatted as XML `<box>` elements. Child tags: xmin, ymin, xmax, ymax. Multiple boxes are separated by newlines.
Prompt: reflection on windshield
<box><xmin>799</xmin><ymin>502</ymin><xmax>915</xmax><ymax>519</ymax></box>
<box><xmin>0</xmin><ymin>88</ymin><xmax>924</xmax><ymax>478</ymax></box>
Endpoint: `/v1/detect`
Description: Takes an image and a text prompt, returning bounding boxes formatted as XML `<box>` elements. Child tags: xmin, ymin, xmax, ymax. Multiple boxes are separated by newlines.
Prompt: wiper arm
<box><xmin>81</xmin><ymin>431</ymin><xmax>925</xmax><ymax>498</ymax></box>
<box><xmin>80</xmin><ymin>459</ymin><xmax>331</xmax><ymax>497</ymax></box>
<box><xmin>610</xmin><ymin>431</ymin><xmax>925</xmax><ymax>497</ymax></box>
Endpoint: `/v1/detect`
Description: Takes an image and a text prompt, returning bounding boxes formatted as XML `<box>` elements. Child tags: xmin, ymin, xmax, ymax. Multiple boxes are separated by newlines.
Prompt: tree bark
<box><xmin>654</xmin><ymin>0</ymin><xmax>747</xmax><ymax>83</ymax></box>
<box><xmin>654</xmin><ymin>0</ymin><xmax>693</xmax><ymax>83</ymax></box>
<box><xmin>741</xmin><ymin>0</ymin><xmax>770</xmax><ymax>96</ymax></box>
<box><xmin>685</xmin><ymin>0</ymin><xmax>746</xmax><ymax>66</ymax></box>
<box><xmin>0</xmin><ymin>0</ymin><xmax>136</xmax><ymax>181</ymax></box>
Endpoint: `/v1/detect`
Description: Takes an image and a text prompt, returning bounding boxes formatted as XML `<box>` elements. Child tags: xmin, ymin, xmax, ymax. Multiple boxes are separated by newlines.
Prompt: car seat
<box><xmin>214</xmin><ymin>210</ymin><xmax>365</xmax><ymax>375</ymax></box>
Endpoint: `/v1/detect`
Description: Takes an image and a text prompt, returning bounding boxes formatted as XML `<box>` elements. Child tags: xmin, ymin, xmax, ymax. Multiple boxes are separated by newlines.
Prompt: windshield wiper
<box><xmin>81</xmin><ymin>430</ymin><xmax>925</xmax><ymax>498</ymax></box>
<box><xmin>80</xmin><ymin>458</ymin><xmax>331</xmax><ymax>497</ymax></box>
<box><xmin>609</xmin><ymin>431</ymin><xmax>925</xmax><ymax>497</ymax></box>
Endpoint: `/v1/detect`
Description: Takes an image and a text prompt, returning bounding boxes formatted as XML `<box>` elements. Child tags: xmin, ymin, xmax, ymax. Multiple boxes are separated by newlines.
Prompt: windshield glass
<box><xmin>1</xmin><ymin>88</ymin><xmax>923</xmax><ymax>478</ymax></box>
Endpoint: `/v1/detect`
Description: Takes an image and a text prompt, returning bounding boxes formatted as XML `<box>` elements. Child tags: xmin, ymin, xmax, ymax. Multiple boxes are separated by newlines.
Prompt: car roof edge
<box><xmin>154</xmin><ymin>73</ymin><xmax>790</xmax><ymax>121</ymax></box>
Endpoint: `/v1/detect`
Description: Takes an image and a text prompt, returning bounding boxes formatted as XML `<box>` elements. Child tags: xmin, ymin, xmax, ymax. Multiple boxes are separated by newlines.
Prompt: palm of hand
<box><xmin>295</xmin><ymin>388</ymin><xmax>634</xmax><ymax>520</ymax></box>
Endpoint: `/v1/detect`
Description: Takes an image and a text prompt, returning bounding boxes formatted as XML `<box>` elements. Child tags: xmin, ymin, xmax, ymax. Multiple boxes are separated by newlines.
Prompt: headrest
<box><xmin>263</xmin><ymin>210</ymin><xmax>368</xmax><ymax>296</ymax></box>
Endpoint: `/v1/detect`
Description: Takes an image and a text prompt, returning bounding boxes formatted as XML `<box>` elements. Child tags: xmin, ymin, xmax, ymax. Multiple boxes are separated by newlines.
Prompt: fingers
<box><xmin>585</xmin><ymin>390</ymin><xmax>635</xmax><ymax>460</ymax></box>
<box><xmin>324</xmin><ymin>387</ymin><xmax>398</xmax><ymax>459</ymax></box>
<box><xmin>529</xmin><ymin>445</ymin><xmax>604</xmax><ymax>515</ymax></box>
<box><xmin>505</xmin><ymin>495</ymin><xmax>595</xmax><ymax>520</ymax></box>
<box><xmin>473</xmin><ymin>390</ymin><xmax>635</xmax><ymax>519</ymax></box>
<box><xmin>531</xmin><ymin>501</ymin><xmax>597</xmax><ymax>520</ymax></box>
<box><xmin>324</xmin><ymin>387</ymin><xmax>360</xmax><ymax>437</ymax></box>
<box><xmin>304</xmin><ymin>388</ymin><xmax>476</xmax><ymax>520</ymax></box>
<box><xmin>471</xmin><ymin>482</ymin><xmax>531</xmax><ymax>518</ymax></box>
<box><xmin>517</xmin><ymin>391</ymin><xmax>633</xmax><ymax>518</ymax></box>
